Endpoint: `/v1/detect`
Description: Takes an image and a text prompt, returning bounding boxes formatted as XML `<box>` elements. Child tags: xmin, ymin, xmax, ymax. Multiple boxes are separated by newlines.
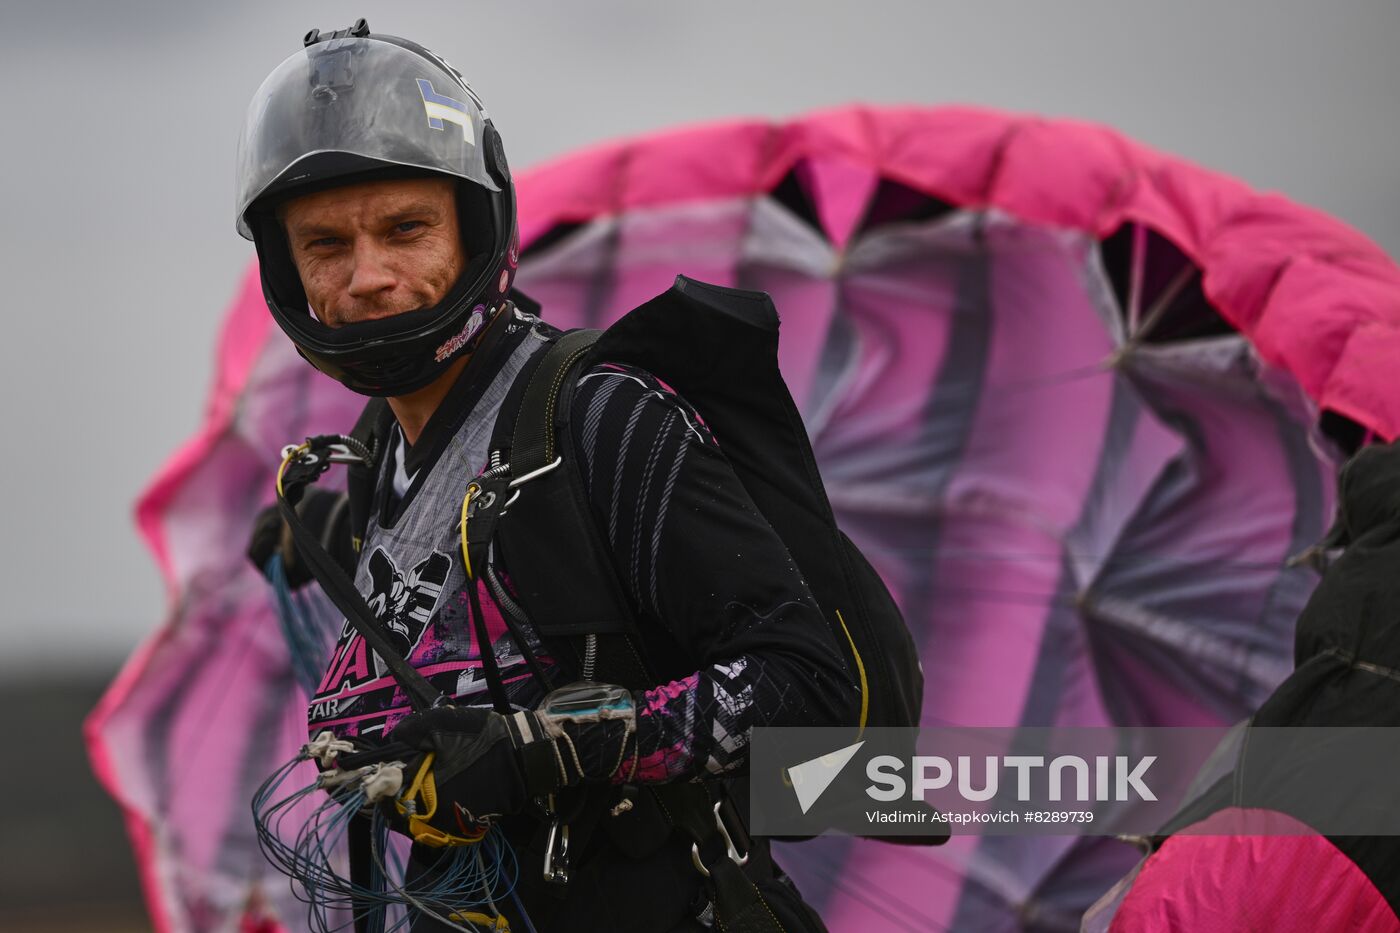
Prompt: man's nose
<box><xmin>346</xmin><ymin>241</ymin><xmax>398</xmax><ymax>298</ymax></box>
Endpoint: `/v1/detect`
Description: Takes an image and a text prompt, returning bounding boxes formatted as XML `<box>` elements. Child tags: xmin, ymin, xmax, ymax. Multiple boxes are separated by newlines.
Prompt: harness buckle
<box><xmin>690</xmin><ymin>800</ymin><xmax>750</xmax><ymax>877</ymax></box>
<box><xmin>543</xmin><ymin>818</ymin><xmax>571</xmax><ymax>885</ymax></box>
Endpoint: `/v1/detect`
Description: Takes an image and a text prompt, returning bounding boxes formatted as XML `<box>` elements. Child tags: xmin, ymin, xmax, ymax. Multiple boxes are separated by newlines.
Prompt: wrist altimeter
<box><xmin>509</xmin><ymin>682</ymin><xmax>637</xmax><ymax>793</ymax></box>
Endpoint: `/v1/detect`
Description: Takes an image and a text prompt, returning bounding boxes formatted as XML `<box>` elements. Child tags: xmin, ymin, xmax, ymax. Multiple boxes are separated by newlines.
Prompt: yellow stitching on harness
<box><xmin>835</xmin><ymin>610</ymin><xmax>869</xmax><ymax>735</ymax></box>
<box><xmin>544</xmin><ymin>344</ymin><xmax>592</xmax><ymax>462</ymax></box>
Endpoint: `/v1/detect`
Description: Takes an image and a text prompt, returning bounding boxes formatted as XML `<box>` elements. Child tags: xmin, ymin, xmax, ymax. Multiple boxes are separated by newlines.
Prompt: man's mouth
<box><xmin>330</xmin><ymin>306</ymin><xmax>421</xmax><ymax>327</ymax></box>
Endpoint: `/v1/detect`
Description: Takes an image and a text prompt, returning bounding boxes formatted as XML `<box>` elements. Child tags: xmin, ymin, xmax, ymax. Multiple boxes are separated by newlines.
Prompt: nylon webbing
<box><xmin>653</xmin><ymin>783</ymin><xmax>785</xmax><ymax>933</ymax></box>
<box><xmin>278</xmin><ymin>491</ymin><xmax>445</xmax><ymax>713</ymax></box>
<box><xmin>509</xmin><ymin>329</ymin><xmax>600</xmax><ymax>472</ymax></box>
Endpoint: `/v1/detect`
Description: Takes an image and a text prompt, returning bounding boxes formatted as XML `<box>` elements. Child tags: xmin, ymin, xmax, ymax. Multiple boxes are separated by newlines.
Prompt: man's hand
<box><xmin>386</xmin><ymin>706</ymin><xmax>569</xmax><ymax>834</ymax></box>
<box><xmin>385</xmin><ymin>688</ymin><xmax>638</xmax><ymax>837</ymax></box>
<box><xmin>246</xmin><ymin>488</ymin><xmax>352</xmax><ymax>588</ymax></box>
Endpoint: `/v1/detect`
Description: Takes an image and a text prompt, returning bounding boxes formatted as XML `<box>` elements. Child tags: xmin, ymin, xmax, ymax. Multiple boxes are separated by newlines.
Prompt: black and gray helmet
<box><xmin>234</xmin><ymin>20</ymin><xmax>518</xmax><ymax>397</ymax></box>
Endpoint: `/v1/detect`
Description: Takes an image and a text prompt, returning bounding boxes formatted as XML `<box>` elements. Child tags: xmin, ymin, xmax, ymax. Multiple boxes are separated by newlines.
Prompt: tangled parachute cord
<box><xmin>264</xmin><ymin>553</ymin><xmax>338</xmax><ymax>696</ymax></box>
<box><xmin>369</xmin><ymin>806</ymin><xmax>526</xmax><ymax>932</ymax></box>
<box><xmin>253</xmin><ymin>735</ymin><xmax>526</xmax><ymax>932</ymax></box>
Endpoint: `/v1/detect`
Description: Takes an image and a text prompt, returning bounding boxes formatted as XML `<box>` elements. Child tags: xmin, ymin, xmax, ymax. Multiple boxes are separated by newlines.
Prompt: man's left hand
<box><xmin>387</xmin><ymin>705</ymin><xmax>571</xmax><ymax>833</ymax></box>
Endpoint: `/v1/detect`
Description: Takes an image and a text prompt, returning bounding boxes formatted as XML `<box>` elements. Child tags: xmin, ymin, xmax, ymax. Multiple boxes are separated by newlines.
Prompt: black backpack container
<box><xmin>493</xmin><ymin>276</ymin><xmax>925</xmax><ymax>732</ymax></box>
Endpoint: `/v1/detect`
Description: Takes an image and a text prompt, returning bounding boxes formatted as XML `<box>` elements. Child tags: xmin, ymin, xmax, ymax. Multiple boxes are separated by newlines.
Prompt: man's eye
<box><xmin>308</xmin><ymin>237</ymin><xmax>341</xmax><ymax>249</ymax></box>
<box><xmin>395</xmin><ymin>221</ymin><xmax>424</xmax><ymax>234</ymax></box>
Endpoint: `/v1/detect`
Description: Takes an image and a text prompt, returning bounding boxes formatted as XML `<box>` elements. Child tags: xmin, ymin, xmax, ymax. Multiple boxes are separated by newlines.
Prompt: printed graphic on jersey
<box><xmin>314</xmin><ymin>547</ymin><xmax>452</xmax><ymax>700</ymax></box>
<box><xmin>366</xmin><ymin>547</ymin><xmax>452</xmax><ymax>667</ymax></box>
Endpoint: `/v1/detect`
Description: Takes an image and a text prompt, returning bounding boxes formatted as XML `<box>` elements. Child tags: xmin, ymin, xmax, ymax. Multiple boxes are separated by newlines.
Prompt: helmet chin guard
<box><xmin>236</xmin><ymin>21</ymin><xmax>519</xmax><ymax>397</ymax></box>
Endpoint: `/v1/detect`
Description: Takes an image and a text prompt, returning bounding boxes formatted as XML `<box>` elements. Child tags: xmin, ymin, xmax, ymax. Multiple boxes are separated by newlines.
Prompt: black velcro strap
<box><xmin>510</xmin><ymin>329</ymin><xmax>601</xmax><ymax>474</ymax></box>
<box><xmin>279</xmin><ymin>482</ymin><xmax>445</xmax><ymax>713</ymax></box>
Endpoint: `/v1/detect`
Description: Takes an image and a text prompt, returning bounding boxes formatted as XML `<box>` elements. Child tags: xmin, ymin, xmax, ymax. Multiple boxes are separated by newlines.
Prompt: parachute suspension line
<box><xmin>506</xmin><ymin>882</ymin><xmax>539</xmax><ymax>933</ymax></box>
<box><xmin>1109</xmin><ymin>223</ymin><xmax>1201</xmax><ymax>364</ymax></box>
<box><xmin>1127</xmin><ymin>222</ymin><xmax>1147</xmax><ymax>335</ymax></box>
<box><xmin>1132</xmin><ymin>264</ymin><xmax>1200</xmax><ymax>343</ymax></box>
<box><xmin>266</xmin><ymin>554</ymin><xmax>336</xmax><ymax>696</ymax></box>
<box><xmin>252</xmin><ymin>750</ymin><xmax>387</xmax><ymax>931</ymax></box>
<box><xmin>369</xmin><ymin>805</ymin><xmax>526</xmax><ymax>932</ymax></box>
<box><xmin>265</xmin><ymin>437</ymin><xmax>521</xmax><ymax>928</ymax></box>
<box><xmin>253</xmin><ymin>738</ymin><xmax>525</xmax><ymax>932</ymax></box>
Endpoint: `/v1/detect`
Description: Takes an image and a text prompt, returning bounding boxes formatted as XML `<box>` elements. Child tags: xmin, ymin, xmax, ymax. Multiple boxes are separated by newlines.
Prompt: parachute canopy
<box><xmin>89</xmin><ymin>105</ymin><xmax>1400</xmax><ymax>932</ymax></box>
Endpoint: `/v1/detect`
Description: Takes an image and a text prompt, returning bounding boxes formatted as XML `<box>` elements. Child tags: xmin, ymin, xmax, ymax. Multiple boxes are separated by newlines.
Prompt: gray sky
<box><xmin>3</xmin><ymin>0</ymin><xmax>1397</xmax><ymax>672</ymax></box>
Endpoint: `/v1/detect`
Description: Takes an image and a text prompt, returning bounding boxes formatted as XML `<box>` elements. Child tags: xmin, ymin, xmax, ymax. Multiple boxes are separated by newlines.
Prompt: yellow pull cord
<box><xmin>447</xmin><ymin>911</ymin><xmax>511</xmax><ymax>930</ymax></box>
<box><xmin>835</xmin><ymin>610</ymin><xmax>869</xmax><ymax>736</ymax></box>
<box><xmin>398</xmin><ymin>753</ymin><xmax>438</xmax><ymax>819</ymax></box>
<box><xmin>459</xmin><ymin>482</ymin><xmax>478</xmax><ymax>580</ymax></box>
<box><xmin>397</xmin><ymin>753</ymin><xmax>487</xmax><ymax>847</ymax></box>
<box><xmin>275</xmin><ymin>442</ymin><xmax>311</xmax><ymax>498</ymax></box>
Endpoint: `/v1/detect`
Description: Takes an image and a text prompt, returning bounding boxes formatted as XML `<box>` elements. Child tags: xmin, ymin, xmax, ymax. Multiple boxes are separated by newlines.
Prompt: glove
<box><xmin>386</xmin><ymin>685</ymin><xmax>638</xmax><ymax>840</ymax></box>
<box><xmin>246</xmin><ymin>488</ymin><xmax>353</xmax><ymax>588</ymax></box>
<box><xmin>385</xmin><ymin>705</ymin><xmax>565</xmax><ymax>839</ymax></box>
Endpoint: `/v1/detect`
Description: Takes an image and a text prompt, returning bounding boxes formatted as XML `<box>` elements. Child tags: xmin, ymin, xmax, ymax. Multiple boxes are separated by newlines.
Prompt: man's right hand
<box><xmin>246</xmin><ymin>487</ymin><xmax>352</xmax><ymax>588</ymax></box>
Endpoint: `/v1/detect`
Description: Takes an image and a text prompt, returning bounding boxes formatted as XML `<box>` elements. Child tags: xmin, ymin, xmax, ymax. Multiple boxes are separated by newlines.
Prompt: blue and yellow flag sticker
<box><xmin>416</xmin><ymin>79</ymin><xmax>474</xmax><ymax>144</ymax></box>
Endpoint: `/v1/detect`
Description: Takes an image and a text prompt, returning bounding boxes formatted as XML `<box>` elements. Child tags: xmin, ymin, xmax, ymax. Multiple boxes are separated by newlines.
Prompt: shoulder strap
<box><xmin>492</xmin><ymin>331</ymin><xmax>642</xmax><ymax>643</ymax></box>
<box><xmin>509</xmin><ymin>329</ymin><xmax>602</xmax><ymax>473</ymax></box>
<box><xmin>277</xmin><ymin>439</ymin><xmax>446</xmax><ymax>713</ymax></box>
<box><xmin>346</xmin><ymin>398</ymin><xmax>392</xmax><ymax>552</ymax></box>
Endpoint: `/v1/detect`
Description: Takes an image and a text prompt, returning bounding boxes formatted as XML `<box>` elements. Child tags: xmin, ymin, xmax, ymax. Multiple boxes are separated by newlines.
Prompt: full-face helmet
<box><xmin>235</xmin><ymin>20</ymin><xmax>518</xmax><ymax>396</ymax></box>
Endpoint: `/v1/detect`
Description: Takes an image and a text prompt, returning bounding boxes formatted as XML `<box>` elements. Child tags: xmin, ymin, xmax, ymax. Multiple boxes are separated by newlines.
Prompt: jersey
<box><xmin>306</xmin><ymin>307</ymin><xmax>554</xmax><ymax>737</ymax></box>
<box><xmin>306</xmin><ymin>305</ymin><xmax>859</xmax><ymax>782</ymax></box>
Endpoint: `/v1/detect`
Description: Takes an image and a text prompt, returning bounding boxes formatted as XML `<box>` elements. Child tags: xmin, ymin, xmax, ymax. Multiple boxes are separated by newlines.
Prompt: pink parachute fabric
<box><xmin>1092</xmin><ymin>811</ymin><xmax>1398</xmax><ymax>931</ymax></box>
<box><xmin>87</xmin><ymin>105</ymin><xmax>1400</xmax><ymax>932</ymax></box>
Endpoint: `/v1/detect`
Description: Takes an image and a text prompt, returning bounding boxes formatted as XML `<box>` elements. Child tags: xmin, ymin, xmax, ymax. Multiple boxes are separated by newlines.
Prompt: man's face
<box><xmin>280</xmin><ymin>176</ymin><xmax>465</xmax><ymax>329</ymax></box>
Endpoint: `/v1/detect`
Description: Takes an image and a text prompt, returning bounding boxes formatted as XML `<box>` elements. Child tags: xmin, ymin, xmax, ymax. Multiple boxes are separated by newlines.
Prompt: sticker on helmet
<box><xmin>416</xmin><ymin>79</ymin><xmax>475</xmax><ymax>144</ymax></box>
<box><xmin>434</xmin><ymin>305</ymin><xmax>487</xmax><ymax>362</ymax></box>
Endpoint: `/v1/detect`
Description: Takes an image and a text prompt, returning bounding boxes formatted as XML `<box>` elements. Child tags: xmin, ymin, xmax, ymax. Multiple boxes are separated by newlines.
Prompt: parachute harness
<box><xmin>261</xmin><ymin>436</ymin><xmax>533</xmax><ymax>932</ymax></box>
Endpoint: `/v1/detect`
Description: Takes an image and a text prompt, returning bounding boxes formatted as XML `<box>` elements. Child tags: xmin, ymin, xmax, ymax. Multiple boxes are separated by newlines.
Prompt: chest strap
<box><xmin>277</xmin><ymin>437</ymin><xmax>447</xmax><ymax>713</ymax></box>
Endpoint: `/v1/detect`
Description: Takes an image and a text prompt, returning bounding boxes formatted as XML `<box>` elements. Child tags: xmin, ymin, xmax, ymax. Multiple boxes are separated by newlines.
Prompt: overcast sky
<box><xmin>3</xmin><ymin>0</ymin><xmax>1397</xmax><ymax>673</ymax></box>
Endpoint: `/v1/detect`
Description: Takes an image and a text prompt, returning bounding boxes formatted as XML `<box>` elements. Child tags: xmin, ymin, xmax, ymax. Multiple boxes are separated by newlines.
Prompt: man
<box><xmin>238</xmin><ymin>22</ymin><xmax>856</xmax><ymax>932</ymax></box>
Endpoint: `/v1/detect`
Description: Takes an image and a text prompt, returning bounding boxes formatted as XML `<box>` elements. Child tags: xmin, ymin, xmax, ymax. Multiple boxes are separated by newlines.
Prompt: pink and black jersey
<box><xmin>306</xmin><ymin>311</ymin><xmax>857</xmax><ymax>784</ymax></box>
